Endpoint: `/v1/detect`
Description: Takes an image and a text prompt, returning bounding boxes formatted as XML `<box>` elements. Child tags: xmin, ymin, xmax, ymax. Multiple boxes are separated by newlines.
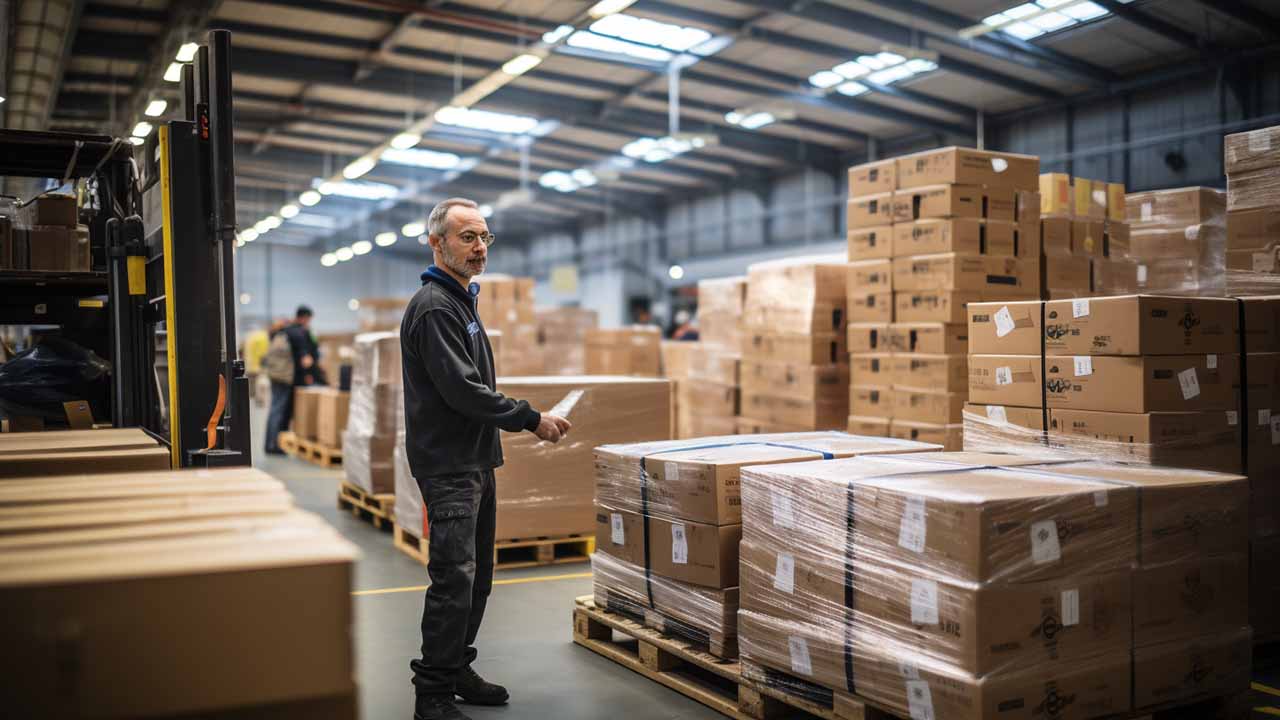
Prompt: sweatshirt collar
<box><xmin>422</xmin><ymin>264</ymin><xmax>481</xmax><ymax>301</ymax></box>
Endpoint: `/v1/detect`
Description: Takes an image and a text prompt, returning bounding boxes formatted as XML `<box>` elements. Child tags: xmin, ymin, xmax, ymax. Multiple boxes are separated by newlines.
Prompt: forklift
<box><xmin>0</xmin><ymin>29</ymin><xmax>251</xmax><ymax>468</ymax></box>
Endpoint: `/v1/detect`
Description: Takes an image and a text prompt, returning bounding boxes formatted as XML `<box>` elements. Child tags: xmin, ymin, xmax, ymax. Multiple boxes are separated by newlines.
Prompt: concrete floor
<box><xmin>251</xmin><ymin>407</ymin><xmax>1280</xmax><ymax>719</ymax></box>
<box><xmin>251</xmin><ymin>407</ymin><xmax>723</xmax><ymax>720</ymax></box>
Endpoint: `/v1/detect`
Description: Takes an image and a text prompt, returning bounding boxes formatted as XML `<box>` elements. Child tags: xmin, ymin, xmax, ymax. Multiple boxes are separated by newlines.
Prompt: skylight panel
<box><xmin>433</xmin><ymin>106</ymin><xmax>541</xmax><ymax>135</ymax></box>
<box><xmin>380</xmin><ymin>147</ymin><xmax>462</xmax><ymax>169</ymax></box>
<box><xmin>567</xmin><ymin>30</ymin><xmax>673</xmax><ymax>63</ymax></box>
<box><xmin>315</xmin><ymin>180</ymin><xmax>400</xmax><ymax>201</ymax></box>
<box><xmin>588</xmin><ymin>13</ymin><xmax>711</xmax><ymax>52</ymax></box>
<box><xmin>809</xmin><ymin>52</ymin><xmax>937</xmax><ymax>92</ymax></box>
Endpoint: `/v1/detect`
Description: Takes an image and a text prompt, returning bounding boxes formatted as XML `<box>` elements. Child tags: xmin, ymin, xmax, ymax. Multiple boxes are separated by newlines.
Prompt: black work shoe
<box><xmin>414</xmin><ymin>694</ymin><xmax>471</xmax><ymax>720</ymax></box>
<box><xmin>455</xmin><ymin>665</ymin><xmax>510</xmax><ymax>706</ymax></box>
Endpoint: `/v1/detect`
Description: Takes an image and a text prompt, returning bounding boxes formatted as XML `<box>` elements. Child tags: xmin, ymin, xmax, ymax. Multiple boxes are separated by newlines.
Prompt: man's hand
<box><xmin>534</xmin><ymin>413</ymin><xmax>572</xmax><ymax>443</ymax></box>
<box><xmin>300</xmin><ymin>355</ymin><xmax>315</xmax><ymax>369</ymax></box>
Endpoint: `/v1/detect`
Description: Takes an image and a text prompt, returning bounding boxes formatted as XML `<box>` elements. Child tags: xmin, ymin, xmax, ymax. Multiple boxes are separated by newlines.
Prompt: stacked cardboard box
<box><xmin>1039</xmin><ymin>173</ymin><xmax>1135</xmax><ymax>297</ymax></box>
<box><xmin>0</xmin><ymin>465</ymin><xmax>357</xmax><ymax>718</ymax></box>
<box><xmin>342</xmin><ymin>332</ymin><xmax>401</xmax><ymax>495</ymax></box>
<box><xmin>592</xmin><ymin>432</ymin><xmax>939</xmax><ymax>658</ymax></box>
<box><xmin>737</xmin><ymin>452</ymin><xmax>1250</xmax><ymax>719</ymax></box>
<box><xmin>0</xmin><ymin>427</ymin><xmax>171</xmax><ymax>477</ymax></box>
<box><xmin>291</xmin><ymin>386</ymin><xmax>324</xmax><ymax>441</ymax></box>
<box><xmin>1125</xmin><ymin>187</ymin><xmax>1226</xmax><ymax>295</ymax></box>
<box><xmin>1225</xmin><ymin>126</ymin><xmax>1280</xmax><ymax>289</ymax></box>
<box><xmin>477</xmin><ymin>274</ymin><xmax>540</xmax><ymax>375</ymax></box>
<box><xmin>698</xmin><ymin>276</ymin><xmax>747</xmax><ymax>350</ymax></box>
<box><xmin>741</xmin><ymin>256</ymin><xmax>848</xmax><ymax>432</ymax></box>
<box><xmin>1241</xmin><ymin>296</ymin><xmax>1280</xmax><ymax>642</ymax></box>
<box><xmin>315</xmin><ymin>332</ymin><xmax>356</xmax><ymax>389</ymax></box>
<box><xmin>4</xmin><ymin>194</ymin><xmax>91</xmax><ymax>272</ymax></box>
<box><xmin>356</xmin><ymin>297</ymin><xmax>409</xmax><ymax>332</ymax></box>
<box><xmin>661</xmin><ymin>340</ymin><xmax>695</xmax><ymax>438</ymax></box>
<box><xmin>681</xmin><ymin>344</ymin><xmax>741</xmax><ymax>438</ymax></box>
<box><xmin>394</xmin><ymin>376</ymin><xmax>671</xmax><ymax>543</ymax></box>
<box><xmin>534</xmin><ymin>306</ymin><xmax>597</xmax><ymax>375</ymax></box>
<box><xmin>584</xmin><ymin>326</ymin><xmax>662</xmax><ymax>376</ymax></box>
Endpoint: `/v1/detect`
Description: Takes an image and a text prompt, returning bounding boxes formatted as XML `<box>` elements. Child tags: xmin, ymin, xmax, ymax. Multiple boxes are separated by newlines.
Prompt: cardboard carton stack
<box><xmin>1225</xmin><ymin>126</ymin><xmax>1280</xmax><ymax>288</ymax></box>
<box><xmin>356</xmin><ymin>297</ymin><xmax>409</xmax><ymax>332</ymax></box>
<box><xmin>342</xmin><ymin>331</ymin><xmax>401</xmax><ymax>495</ymax></box>
<box><xmin>585</xmin><ymin>326</ymin><xmax>662</xmax><ymax>376</ymax></box>
<box><xmin>316</xmin><ymin>332</ymin><xmax>356</xmax><ymax>389</ymax></box>
<box><xmin>592</xmin><ymin>432</ymin><xmax>939</xmax><ymax>658</ymax></box>
<box><xmin>0</xmin><ymin>427</ymin><xmax>171</xmax><ymax>477</ymax></box>
<box><xmin>698</xmin><ymin>276</ymin><xmax>747</xmax><ymax>351</ymax></box>
<box><xmin>2</xmin><ymin>193</ymin><xmax>91</xmax><ymax>271</ymax></box>
<box><xmin>1125</xmin><ymin>187</ymin><xmax>1226</xmax><ymax>295</ymax></box>
<box><xmin>737</xmin><ymin>452</ymin><xmax>1251</xmax><ymax>719</ymax></box>
<box><xmin>395</xmin><ymin>376</ymin><xmax>672</xmax><ymax>545</ymax></box>
<box><xmin>1038</xmin><ymin>173</ymin><xmax>1135</xmax><ymax>297</ymax></box>
<box><xmin>0</xmin><ymin>464</ymin><xmax>358</xmax><ymax>718</ymax></box>
<box><xmin>477</xmin><ymin>274</ymin><xmax>540</xmax><ymax>376</ymax></box>
<box><xmin>740</xmin><ymin>256</ymin><xmax>848</xmax><ymax>432</ymax></box>
<box><xmin>534</xmin><ymin>306</ymin><xmax>598</xmax><ymax>375</ymax></box>
<box><xmin>662</xmin><ymin>277</ymin><xmax>747</xmax><ymax>439</ymax></box>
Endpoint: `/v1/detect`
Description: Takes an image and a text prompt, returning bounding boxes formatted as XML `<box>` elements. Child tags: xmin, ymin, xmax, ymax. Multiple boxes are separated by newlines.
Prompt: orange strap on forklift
<box><xmin>206</xmin><ymin>374</ymin><xmax>227</xmax><ymax>450</ymax></box>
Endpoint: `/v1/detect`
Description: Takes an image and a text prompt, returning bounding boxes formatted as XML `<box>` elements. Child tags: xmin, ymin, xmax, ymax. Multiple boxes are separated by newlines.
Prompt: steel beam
<box><xmin>1090</xmin><ymin>0</ymin><xmax>1204</xmax><ymax>51</ymax></box>
<box><xmin>1192</xmin><ymin>0</ymin><xmax>1280</xmax><ymax>42</ymax></box>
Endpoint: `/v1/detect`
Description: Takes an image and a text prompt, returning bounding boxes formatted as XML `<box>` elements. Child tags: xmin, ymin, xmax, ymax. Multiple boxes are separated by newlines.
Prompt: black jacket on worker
<box><xmin>400</xmin><ymin>265</ymin><xmax>540</xmax><ymax>478</ymax></box>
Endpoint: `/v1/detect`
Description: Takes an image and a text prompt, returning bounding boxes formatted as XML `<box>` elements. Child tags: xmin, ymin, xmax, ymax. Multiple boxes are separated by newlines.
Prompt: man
<box><xmin>400</xmin><ymin>197</ymin><xmax>571</xmax><ymax>720</ymax></box>
<box><xmin>263</xmin><ymin>306</ymin><xmax>322</xmax><ymax>454</ymax></box>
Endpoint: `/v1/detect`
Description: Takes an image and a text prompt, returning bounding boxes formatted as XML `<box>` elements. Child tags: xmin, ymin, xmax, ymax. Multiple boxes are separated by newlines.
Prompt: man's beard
<box><xmin>442</xmin><ymin>244</ymin><xmax>487</xmax><ymax>279</ymax></box>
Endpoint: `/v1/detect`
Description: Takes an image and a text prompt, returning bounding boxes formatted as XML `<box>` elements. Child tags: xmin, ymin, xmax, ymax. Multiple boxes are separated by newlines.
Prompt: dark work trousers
<box><xmin>411</xmin><ymin>469</ymin><xmax>497</xmax><ymax>698</ymax></box>
<box><xmin>264</xmin><ymin>381</ymin><xmax>294</xmax><ymax>453</ymax></box>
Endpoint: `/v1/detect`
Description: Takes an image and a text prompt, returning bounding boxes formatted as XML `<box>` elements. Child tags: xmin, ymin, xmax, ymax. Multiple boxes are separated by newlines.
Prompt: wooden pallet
<box><xmin>595</xmin><ymin>586</ymin><xmax>737</xmax><ymax>660</ymax></box>
<box><xmin>336</xmin><ymin>481</ymin><xmax>394</xmax><ymax>531</ymax></box>
<box><xmin>573</xmin><ymin>596</ymin><xmax>1246</xmax><ymax>720</ymax></box>
<box><xmin>277</xmin><ymin>431</ymin><xmax>342</xmax><ymax>468</ymax></box>
<box><xmin>393</xmin><ymin>524</ymin><xmax>595</xmax><ymax>570</ymax></box>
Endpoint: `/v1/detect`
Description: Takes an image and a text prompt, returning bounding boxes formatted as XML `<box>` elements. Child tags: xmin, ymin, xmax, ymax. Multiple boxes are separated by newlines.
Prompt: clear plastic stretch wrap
<box><xmin>735</xmin><ymin>451</ymin><xmax>1251</xmax><ymax>717</ymax></box>
<box><xmin>343</xmin><ymin>332</ymin><xmax>401</xmax><ymax>495</ymax></box>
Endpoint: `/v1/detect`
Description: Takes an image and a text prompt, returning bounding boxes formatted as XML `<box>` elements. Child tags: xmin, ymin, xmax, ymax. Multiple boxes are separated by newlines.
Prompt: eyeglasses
<box><xmin>456</xmin><ymin>231</ymin><xmax>496</xmax><ymax>247</ymax></box>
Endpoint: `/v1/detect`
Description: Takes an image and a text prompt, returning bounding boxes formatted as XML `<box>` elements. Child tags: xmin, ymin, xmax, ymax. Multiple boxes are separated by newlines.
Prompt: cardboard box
<box><xmin>646</xmin><ymin>514</ymin><xmax>741</xmax><ymax>588</ymax></box>
<box><xmin>737</xmin><ymin>611</ymin><xmax>849</xmax><ymax>693</ymax></box>
<box><xmin>1225</xmin><ymin>126</ymin><xmax>1280</xmax><ymax>175</ymax></box>
<box><xmin>853</xmin><ymin>466</ymin><xmax>1137</xmax><ymax>582</ymax></box>
<box><xmin>19</xmin><ymin>193</ymin><xmax>77</xmax><ymax>227</ymax></box>
<box><xmin>351</xmin><ymin>332</ymin><xmax>401</xmax><ymax>386</ymax></box>
<box><xmin>1044</xmin><ymin>354</ymin><xmax>1238</xmax><ymax>413</ymax></box>
<box><xmin>888</xmin><ymin>420</ymin><xmax>962</xmax><ymax>450</ymax></box>
<box><xmin>892</xmin><ymin>253</ymin><xmax>1037</xmax><ymax>295</ymax></box>
<box><xmin>962</xmin><ymin>404</ymin><xmax>1046</xmax><ymax>448</ymax></box>
<box><xmin>890</xmin><ymin>353</ymin><xmax>967</xmax><ymax>392</ymax></box>
<box><xmin>1241</xmin><ymin>296</ymin><xmax>1280</xmax><ymax>352</ymax></box>
<box><xmin>1041</xmin><ymin>216</ymin><xmax>1072</xmax><ymax>254</ymax></box>
<box><xmin>1106</xmin><ymin>221</ymin><xmax>1130</xmax><ymax>257</ymax></box>
<box><xmin>847</xmin><ymin>225</ymin><xmax>892</xmax><ymax>261</ymax></box>
<box><xmin>743</xmin><ymin>332</ymin><xmax>845</xmax><ymax>365</ymax></box>
<box><xmin>595</xmin><ymin>507</ymin><xmax>649</xmax><ymax>567</ymax></box>
<box><xmin>885</xmin><ymin>322</ymin><xmax>967</xmax><ymax>354</ymax></box>
<box><xmin>848</xmin><ymin>415</ymin><xmax>891</xmax><ymax>436</ymax></box>
<box><xmin>847</xmin><ymin>258</ymin><xmax>892</xmax><ymax>294</ymax></box>
<box><xmin>26</xmin><ymin>225</ymin><xmax>89</xmax><ymax>272</ymax></box>
<box><xmin>0</xmin><ymin>427</ymin><xmax>159</xmax><ymax>455</ymax></box>
<box><xmin>585</xmin><ymin>327</ymin><xmax>663</xmax><ymax>376</ymax></box>
<box><xmin>740</xmin><ymin>391</ymin><xmax>846</xmax><ymax>430</ymax></box>
<box><xmin>1126</xmin><ymin>187</ymin><xmax>1225</xmax><ymax>227</ymax></box>
<box><xmin>314</xmin><ymin>389</ymin><xmax>350</xmax><ymax>448</ymax></box>
<box><xmin>679</xmin><ymin>381</ymin><xmax>738</xmax><ymax>419</ymax></box>
<box><xmin>847</xmin><ymin>322</ymin><xmax>890</xmax><ymax>353</ymax></box>
<box><xmin>1227</xmin><ymin>206</ymin><xmax>1280</xmax><ymax>253</ymax></box>
<box><xmin>895</xmin><ymin>290</ymin><xmax>981</xmax><ymax>324</ymax></box>
<box><xmin>744</xmin><ymin>300</ymin><xmax>845</xmax><ymax>335</ymax></box>
<box><xmin>847</xmin><ymin>192</ymin><xmax>894</xmax><ymax>229</ymax></box>
<box><xmin>850</xmin><ymin>385</ymin><xmax>894</xmax><ymax>419</ymax></box>
<box><xmin>1228</xmin><ymin>165</ymin><xmax>1280</xmax><ymax>212</ymax></box>
<box><xmin>1071</xmin><ymin>219</ymin><xmax>1105</xmax><ymax>257</ymax></box>
<box><xmin>739</xmin><ymin>539</ymin><xmax>843</xmax><ymax>627</ymax></box>
<box><xmin>1132</xmin><ymin>556</ymin><xmax>1249</xmax><ymax>647</ymax></box>
<box><xmin>968</xmin><ymin>300</ymin><xmax>1042</xmax><ymax>355</ymax></box>
<box><xmin>1132</xmin><ymin>629</ymin><xmax>1252</xmax><ymax>710</ymax></box>
<box><xmin>291</xmin><ymin>386</ymin><xmax>324</xmax><ymax>441</ymax></box>
<box><xmin>1129</xmin><ymin>224</ymin><xmax>1224</xmax><ymax>260</ymax></box>
<box><xmin>1042</xmin><ymin>251</ymin><xmax>1093</xmax><ymax>297</ymax></box>
<box><xmin>890</xmin><ymin>184</ymin><xmax>984</xmax><ymax>222</ymax></box>
<box><xmin>1091</xmin><ymin>258</ymin><xmax>1142</xmax><ymax>296</ymax></box>
<box><xmin>1072</xmin><ymin>178</ymin><xmax>1107</xmax><ymax>220</ymax></box>
<box><xmin>988</xmin><ymin>188</ymin><xmax>1041</xmax><ymax>226</ymax></box>
<box><xmin>342</xmin><ymin>431</ymin><xmax>396</xmax><ymax>495</ymax></box>
<box><xmin>0</xmin><ymin>446</ymin><xmax>171</xmax><ymax>478</ymax></box>
<box><xmin>849</xmin><ymin>352</ymin><xmax>892</xmax><ymax>386</ymax></box>
<box><xmin>1047</xmin><ymin>409</ymin><xmax>1243</xmax><ymax>474</ymax></box>
<box><xmin>892</xmin><ymin>218</ymin><xmax>1015</xmax><ymax>257</ymax></box>
<box><xmin>740</xmin><ymin>361</ymin><xmax>848</xmax><ymax>402</ymax></box>
<box><xmin>892</xmin><ymin>388</ymin><xmax>966</xmax><ymax>424</ymax></box>
<box><xmin>733</xmin><ymin>417</ymin><xmax>813</xmax><ymax>434</ymax></box>
<box><xmin>969</xmin><ymin>354</ymin><xmax>1043</xmax><ymax>408</ymax></box>
<box><xmin>1107</xmin><ymin>183</ymin><xmax>1126</xmax><ymax>222</ymax></box>
<box><xmin>848</xmin><ymin>159</ymin><xmax>896</xmax><ymax>197</ymax></box>
<box><xmin>1039</xmin><ymin>173</ymin><xmax>1072</xmax><ymax>215</ymax></box>
<box><xmin>848</xmin><ymin>291</ymin><xmax>893</xmax><ymax>323</ymax></box>
<box><xmin>1043</xmin><ymin>295</ymin><xmax>1239</xmax><ymax>356</ymax></box>
<box><xmin>896</xmin><ymin>147</ymin><xmax>1039</xmax><ymax>191</ymax></box>
<box><xmin>686</xmin><ymin>345</ymin><xmax>740</xmax><ymax>385</ymax></box>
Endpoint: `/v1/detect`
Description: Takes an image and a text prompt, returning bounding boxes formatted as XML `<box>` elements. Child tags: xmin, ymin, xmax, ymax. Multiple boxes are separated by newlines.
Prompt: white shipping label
<box><xmin>1073</xmin><ymin>356</ymin><xmax>1093</xmax><ymax>377</ymax></box>
<box><xmin>774</xmin><ymin>552</ymin><xmax>796</xmax><ymax>594</ymax></box>
<box><xmin>1141</xmin><ymin>202</ymin><xmax>1153</xmax><ymax>221</ymax></box>
<box><xmin>1207</xmin><ymin>354</ymin><xmax>1218</xmax><ymax>370</ymax></box>
<box><xmin>1250</xmin><ymin>130</ymin><xmax>1273</xmax><ymax>153</ymax></box>
<box><xmin>788</xmin><ymin>636</ymin><xmax>813</xmax><ymax>677</ymax></box>
<box><xmin>1072</xmin><ymin>298</ymin><xmax>1090</xmax><ymax>318</ymax></box>
<box><xmin>1094</xmin><ymin>491</ymin><xmax>1108</xmax><ymax>507</ymax></box>
<box><xmin>1256</xmin><ymin>253</ymin><xmax>1278</xmax><ymax>273</ymax></box>
<box><xmin>1061</xmin><ymin>588</ymin><xmax>1080</xmax><ymax>627</ymax></box>
<box><xmin>898</xmin><ymin>497</ymin><xmax>927</xmax><ymax>553</ymax></box>
<box><xmin>1030</xmin><ymin>519</ymin><xmax>1062</xmax><ymax>565</ymax></box>
<box><xmin>1178</xmin><ymin>368</ymin><xmax>1201</xmax><ymax>400</ymax></box>
<box><xmin>610</xmin><ymin>513</ymin><xmax>625</xmax><ymax>545</ymax></box>
<box><xmin>772</xmin><ymin>491</ymin><xmax>796</xmax><ymax>528</ymax></box>
<box><xmin>671</xmin><ymin>523</ymin><xmax>688</xmax><ymax>565</ymax></box>
<box><xmin>995</xmin><ymin>366</ymin><xmax>1013</xmax><ymax>386</ymax></box>
<box><xmin>1272</xmin><ymin>417</ymin><xmax>1280</xmax><ymax>446</ymax></box>
<box><xmin>897</xmin><ymin>659</ymin><xmax>921</xmax><ymax>680</ymax></box>
<box><xmin>1137</xmin><ymin>264</ymin><xmax>1148</xmax><ymax>283</ymax></box>
<box><xmin>994</xmin><ymin>305</ymin><xmax>1016</xmax><ymax>337</ymax></box>
<box><xmin>665</xmin><ymin>461</ymin><xmax>681</xmax><ymax>484</ymax></box>
<box><xmin>1227</xmin><ymin>410</ymin><xmax>1239</xmax><ymax>426</ymax></box>
<box><xmin>910</xmin><ymin>579</ymin><xmax>940</xmax><ymax>625</ymax></box>
<box><xmin>906</xmin><ymin>680</ymin><xmax>936</xmax><ymax>720</ymax></box>
<box><xmin>986</xmin><ymin>405</ymin><xmax>1009</xmax><ymax>424</ymax></box>
<box><xmin>991</xmin><ymin>157</ymin><xmax>1009</xmax><ymax>173</ymax></box>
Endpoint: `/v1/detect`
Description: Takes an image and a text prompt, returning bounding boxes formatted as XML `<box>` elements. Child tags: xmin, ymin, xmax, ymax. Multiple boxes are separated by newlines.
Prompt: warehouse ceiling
<box><xmin>33</xmin><ymin>0</ymin><xmax>1280</xmax><ymax>258</ymax></box>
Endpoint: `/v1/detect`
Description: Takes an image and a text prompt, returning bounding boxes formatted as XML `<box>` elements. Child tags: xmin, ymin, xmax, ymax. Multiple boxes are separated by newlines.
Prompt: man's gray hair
<box><xmin>427</xmin><ymin>197</ymin><xmax>478</xmax><ymax>237</ymax></box>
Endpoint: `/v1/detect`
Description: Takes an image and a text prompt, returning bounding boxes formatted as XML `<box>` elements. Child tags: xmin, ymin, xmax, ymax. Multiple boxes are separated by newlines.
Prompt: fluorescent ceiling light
<box><xmin>348</xmin><ymin>299</ymin><xmax>361</xmax><ymax>311</ymax></box>
<box><xmin>402</xmin><ymin>221</ymin><xmax>425</xmax><ymax>237</ymax></box>
<box><xmin>239</xmin><ymin>293</ymin><xmax>252</xmax><ymax>305</ymax></box>
<box><xmin>351</xmin><ymin>240</ymin><xmax>373</xmax><ymax>255</ymax></box>
<box><xmin>131</xmin><ymin>121</ymin><xmax>153</xmax><ymax>137</ymax></box>
<box><xmin>1005</xmin><ymin>3</ymin><xmax>1041</xmax><ymax>18</ymax></box>
<box><xmin>668</xmin><ymin>265</ymin><xmax>684</xmax><ymax>280</ymax></box>
<box><xmin>343</xmin><ymin>156</ymin><xmax>376</xmax><ymax>179</ymax></box>
<box><xmin>973</xmin><ymin>0</ymin><xmax>1114</xmax><ymax>38</ymax></box>
<box><xmin>808</xmin><ymin>70</ymin><xmax>844</xmax><ymax>88</ymax></box>
<box><xmin>832</xmin><ymin>61</ymin><xmax>869</xmax><ymax>79</ymax></box>
<box><xmin>380</xmin><ymin>147</ymin><xmax>462</xmax><ymax>169</ymax></box>
<box><xmin>164</xmin><ymin>62</ymin><xmax>183</xmax><ymax>83</ymax></box>
<box><xmin>176</xmin><ymin>42</ymin><xmax>199</xmax><ymax>62</ymax></box>
<box><xmin>502</xmin><ymin>53</ymin><xmax>543</xmax><ymax>76</ymax></box>
<box><xmin>375</xmin><ymin>232</ymin><xmax>398</xmax><ymax>247</ymax></box>
<box><xmin>478</xmin><ymin>204</ymin><xmax>493</xmax><ymax>218</ymax></box>
<box><xmin>254</xmin><ymin>219</ymin><xmax>273</xmax><ymax>233</ymax></box>
<box><xmin>336</xmin><ymin>247</ymin><xmax>354</xmax><ymax>262</ymax></box>
<box><xmin>739</xmin><ymin>112</ymin><xmax>775</xmax><ymax>130</ymax></box>
<box><xmin>542</xmin><ymin>24</ymin><xmax>574</xmax><ymax>43</ymax></box>
<box><xmin>279</xmin><ymin>204</ymin><xmax>299</xmax><ymax>219</ymax></box>
<box><xmin>390</xmin><ymin>132</ymin><xmax>421</xmax><ymax>150</ymax></box>
<box><xmin>128</xmin><ymin>137</ymin><xmax>144</xmax><ymax>146</ymax></box>
<box><xmin>261</xmin><ymin>215</ymin><xmax>282</xmax><ymax>230</ymax></box>
<box><xmin>837</xmin><ymin>82</ymin><xmax>869</xmax><ymax>96</ymax></box>
<box><xmin>321</xmin><ymin>253</ymin><xmax>338</xmax><ymax>267</ymax></box>
<box><xmin>1062</xmin><ymin>1</ymin><xmax>1108</xmax><ymax>20</ymax></box>
<box><xmin>1002</xmin><ymin>21</ymin><xmax>1043</xmax><ymax>39</ymax></box>
<box><xmin>0</xmin><ymin>96</ymin><xmax>6</xmax><ymax>104</ymax></box>
<box><xmin>239</xmin><ymin>228</ymin><xmax>259</xmax><ymax>242</ymax></box>
<box><xmin>299</xmin><ymin>190</ymin><xmax>321</xmax><ymax>206</ymax></box>
<box><xmin>316</xmin><ymin>180</ymin><xmax>400</xmax><ymax>200</ymax></box>
<box><xmin>433</xmin><ymin>106</ymin><xmax>540</xmax><ymax>135</ymax></box>
<box><xmin>587</xmin><ymin>0</ymin><xmax>636</xmax><ymax>18</ymax></box>
<box><xmin>810</xmin><ymin>50</ymin><xmax>937</xmax><ymax>93</ymax></box>
<box><xmin>144</xmin><ymin>99</ymin><xmax>167</xmax><ymax>117</ymax></box>
<box><xmin>621</xmin><ymin>135</ymin><xmax>708</xmax><ymax>164</ymax></box>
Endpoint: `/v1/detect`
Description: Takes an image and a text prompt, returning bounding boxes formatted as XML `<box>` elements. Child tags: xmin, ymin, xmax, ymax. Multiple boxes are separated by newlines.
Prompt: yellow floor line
<box><xmin>1256</xmin><ymin>682</ymin><xmax>1280</xmax><ymax>698</ymax></box>
<box><xmin>353</xmin><ymin>571</ymin><xmax>592</xmax><ymax>597</ymax></box>
<box><xmin>1256</xmin><ymin>706</ymin><xmax>1280</xmax><ymax>717</ymax></box>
